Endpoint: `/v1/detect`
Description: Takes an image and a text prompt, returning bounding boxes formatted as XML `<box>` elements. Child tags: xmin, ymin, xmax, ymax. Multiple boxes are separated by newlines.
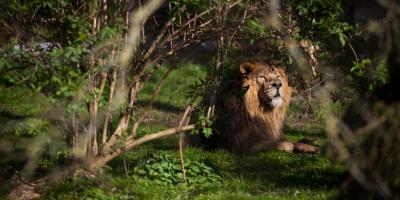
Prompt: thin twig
<box><xmin>177</xmin><ymin>105</ymin><xmax>193</xmax><ymax>182</ymax></box>
<box><xmin>120</xmin><ymin>0</ymin><xmax>165</xmax><ymax>67</ymax></box>
<box><xmin>71</xmin><ymin>112</ymin><xmax>79</xmax><ymax>166</ymax></box>
<box><xmin>123</xmin><ymin>156</ymin><xmax>129</xmax><ymax>177</ymax></box>
<box><xmin>348</xmin><ymin>41</ymin><xmax>359</xmax><ymax>62</ymax></box>
<box><xmin>142</xmin><ymin>17</ymin><xmax>175</xmax><ymax>61</ymax></box>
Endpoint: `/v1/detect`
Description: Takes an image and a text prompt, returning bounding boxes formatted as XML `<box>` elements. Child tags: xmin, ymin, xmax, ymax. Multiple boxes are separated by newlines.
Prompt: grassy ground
<box><xmin>42</xmin><ymin>144</ymin><xmax>344</xmax><ymax>199</ymax></box>
<box><xmin>4</xmin><ymin>63</ymin><xmax>346</xmax><ymax>199</ymax></box>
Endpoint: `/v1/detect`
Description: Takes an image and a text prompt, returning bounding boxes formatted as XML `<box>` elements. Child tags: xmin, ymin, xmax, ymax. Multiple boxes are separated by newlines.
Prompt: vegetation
<box><xmin>1</xmin><ymin>0</ymin><xmax>399</xmax><ymax>199</ymax></box>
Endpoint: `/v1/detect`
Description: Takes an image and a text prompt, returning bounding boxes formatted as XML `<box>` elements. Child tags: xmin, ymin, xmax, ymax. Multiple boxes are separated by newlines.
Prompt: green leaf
<box><xmin>338</xmin><ymin>33</ymin><xmax>347</xmax><ymax>46</ymax></box>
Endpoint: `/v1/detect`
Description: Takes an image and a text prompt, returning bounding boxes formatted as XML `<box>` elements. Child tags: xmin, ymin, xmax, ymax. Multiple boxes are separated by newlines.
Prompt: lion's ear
<box><xmin>275</xmin><ymin>66</ymin><xmax>287</xmax><ymax>76</ymax></box>
<box><xmin>240</xmin><ymin>62</ymin><xmax>257</xmax><ymax>75</ymax></box>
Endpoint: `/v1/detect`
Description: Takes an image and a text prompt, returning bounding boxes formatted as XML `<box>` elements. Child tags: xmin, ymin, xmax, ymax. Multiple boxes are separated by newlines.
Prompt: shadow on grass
<box><xmin>108</xmin><ymin>143</ymin><xmax>344</xmax><ymax>192</ymax></box>
<box><xmin>232</xmin><ymin>151</ymin><xmax>345</xmax><ymax>189</ymax></box>
<box><xmin>136</xmin><ymin>100</ymin><xmax>184</xmax><ymax>113</ymax></box>
<box><xmin>284</xmin><ymin>124</ymin><xmax>326</xmax><ymax>140</ymax></box>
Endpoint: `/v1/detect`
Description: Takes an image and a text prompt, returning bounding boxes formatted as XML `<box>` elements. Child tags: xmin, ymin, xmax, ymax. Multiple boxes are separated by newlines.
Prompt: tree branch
<box><xmin>90</xmin><ymin>124</ymin><xmax>195</xmax><ymax>170</ymax></box>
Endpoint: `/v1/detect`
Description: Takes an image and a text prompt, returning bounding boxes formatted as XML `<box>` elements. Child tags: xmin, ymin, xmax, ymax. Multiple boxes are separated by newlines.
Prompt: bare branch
<box><xmin>348</xmin><ymin>41</ymin><xmax>359</xmax><ymax>62</ymax></box>
<box><xmin>119</xmin><ymin>0</ymin><xmax>165</xmax><ymax>68</ymax></box>
<box><xmin>125</xmin><ymin>125</ymin><xmax>195</xmax><ymax>152</ymax></box>
<box><xmin>177</xmin><ymin>104</ymin><xmax>192</xmax><ymax>182</ymax></box>
<box><xmin>90</xmin><ymin>125</ymin><xmax>195</xmax><ymax>170</ymax></box>
<box><xmin>101</xmin><ymin>115</ymin><xmax>129</xmax><ymax>154</ymax></box>
<box><xmin>142</xmin><ymin>17</ymin><xmax>176</xmax><ymax>61</ymax></box>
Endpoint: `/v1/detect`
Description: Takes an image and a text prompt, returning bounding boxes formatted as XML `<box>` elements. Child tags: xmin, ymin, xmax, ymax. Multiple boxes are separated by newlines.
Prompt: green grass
<box><xmin>42</xmin><ymin>144</ymin><xmax>344</xmax><ymax>199</ymax></box>
<box><xmin>138</xmin><ymin>63</ymin><xmax>208</xmax><ymax>109</ymax></box>
<box><xmin>9</xmin><ymin>63</ymin><xmax>346</xmax><ymax>199</ymax></box>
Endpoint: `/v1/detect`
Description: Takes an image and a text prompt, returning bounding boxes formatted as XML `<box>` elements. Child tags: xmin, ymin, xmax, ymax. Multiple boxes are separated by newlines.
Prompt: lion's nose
<box><xmin>271</xmin><ymin>82</ymin><xmax>282</xmax><ymax>89</ymax></box>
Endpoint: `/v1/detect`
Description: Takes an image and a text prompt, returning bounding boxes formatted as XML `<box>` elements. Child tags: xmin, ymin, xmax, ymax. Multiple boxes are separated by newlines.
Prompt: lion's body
<box><xmin>214</xmin><ymin>61</ymin><xmax>292</xmax><ymax>153</ymax></box>
<box><xmin>189</xmin><ymin>60</ymin><xmax>318</xmax><ymax>154</ymax></box>
<box><xmin>221</xmin><ymin>72</ymin><xmax>291</xmax><ymax>153</ymax></box>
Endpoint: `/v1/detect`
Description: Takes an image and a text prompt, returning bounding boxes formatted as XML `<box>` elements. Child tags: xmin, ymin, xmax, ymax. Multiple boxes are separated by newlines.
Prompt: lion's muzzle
<box><xmin>264</xmin><ymin>80</ymin><xmax>284</xmax><ymax>108</ymax></box>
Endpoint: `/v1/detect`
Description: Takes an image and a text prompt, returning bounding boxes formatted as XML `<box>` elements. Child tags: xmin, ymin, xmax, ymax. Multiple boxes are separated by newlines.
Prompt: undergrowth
<box><xmin>42</xmin><ymin>144</ymin><xmax>345</xmax><ymax>199</ymax></box>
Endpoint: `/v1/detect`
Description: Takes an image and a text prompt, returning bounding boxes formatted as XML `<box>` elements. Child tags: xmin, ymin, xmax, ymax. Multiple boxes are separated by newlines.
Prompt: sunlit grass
<box><xmin>138</xmin><ymin>63</ymin><xmax>208</xmax><ymax>109</ymax></box>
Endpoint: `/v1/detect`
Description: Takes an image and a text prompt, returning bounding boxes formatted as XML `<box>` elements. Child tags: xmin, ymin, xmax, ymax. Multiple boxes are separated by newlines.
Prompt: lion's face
<box><xmin>240</xmin><ymin>61</ymin><xmax>288</xmax><ymax>108</ymax></box>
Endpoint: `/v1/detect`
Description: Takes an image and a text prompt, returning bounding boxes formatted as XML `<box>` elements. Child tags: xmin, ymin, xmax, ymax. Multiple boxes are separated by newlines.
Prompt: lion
<box><xmin>190</xmin><ymin>60</ymin><xmax>319</xmax><ymax>154</ymax></box>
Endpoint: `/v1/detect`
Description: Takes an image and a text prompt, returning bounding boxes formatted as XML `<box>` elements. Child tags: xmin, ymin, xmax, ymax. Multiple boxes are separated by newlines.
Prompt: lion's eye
<box><xmin>257</xmin><ymin>76</ymin><xmax>266</xmax><ymax>83</ymax></box>
<box><xmin>277</xmin><ymin>75</ymin><xmax>281</xmax><ymax>78</ymax></box>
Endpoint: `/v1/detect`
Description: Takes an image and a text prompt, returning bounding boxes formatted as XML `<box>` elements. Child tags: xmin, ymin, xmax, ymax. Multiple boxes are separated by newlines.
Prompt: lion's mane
<box><xmin>215</xmin><ymin>60</ymin><xmax>292</xmax><ymax>153</ymax></box>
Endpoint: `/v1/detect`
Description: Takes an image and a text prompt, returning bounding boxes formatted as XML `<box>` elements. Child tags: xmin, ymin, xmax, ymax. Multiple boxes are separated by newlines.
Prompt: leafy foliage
<box><xmin>350</xmin><ymin>58</ymin><xmax>389</xmax><ymax>91</ymax></box>
<box><xmin>0</xmin><ymin>40</ymin><xmax>85</xmax><ymax>100</ymax></box>
<box><xmin>14</xmin><ymin>118</ymin><xmax>49</xmax><ymax>137</ymax></box>
<box><xmin>243</xmin><ymin>19</ymin><xmax>271</xmax><ymax>40</ymax></box>
<box><xmin>295</xmin><ymin>0</ymin><xmax>353</xmax><ymax>46</ymax></box>
<box><xmin>133</xmin><ymin>154</ymin><xmax>221</xmax><ymax>186</ymax></box>
<box><xmin>191</xmin><ymin>107</ymin><xmax>213</xmax><ymax>138</ymax></box>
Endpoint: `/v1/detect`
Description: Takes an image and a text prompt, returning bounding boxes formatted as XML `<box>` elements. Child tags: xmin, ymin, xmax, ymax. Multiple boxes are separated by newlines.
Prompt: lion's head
<box><xmin>240</xmin><ymin>61</ymin><xmax>290</xmax><ymax>112</ymax></box>
<box><xmin>240</xmin><ymin>61</ymin><xmax>289</xmax><ymax>109</ymax></box>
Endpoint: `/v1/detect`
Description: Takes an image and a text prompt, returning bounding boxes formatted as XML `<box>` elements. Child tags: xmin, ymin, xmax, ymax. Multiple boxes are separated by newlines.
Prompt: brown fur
<box><xmin>221</xmin><ymin>60</ymin><xmax>292</xmax><ymax>153</ymax></box>
<box><xmin>188</xmin><ymin>60</ymin><xmax>319</xmax><ymax>154</ymax></box>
